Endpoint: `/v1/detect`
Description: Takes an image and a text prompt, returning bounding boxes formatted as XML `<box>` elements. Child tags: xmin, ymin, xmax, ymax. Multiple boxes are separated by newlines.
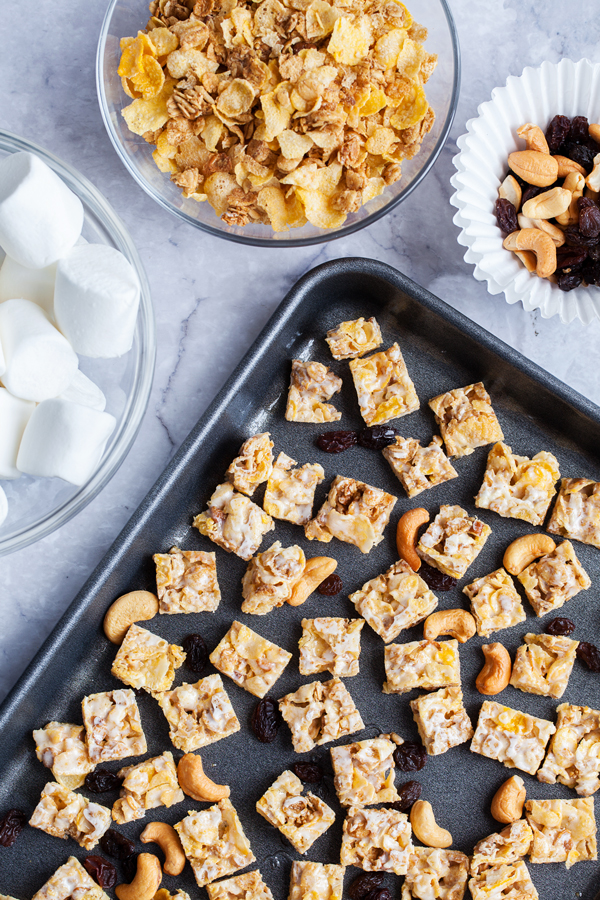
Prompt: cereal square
<box><xmin>470</xmin><ymin>820</ymin><xmax>533</xmax><ymax>874</ymax></box>
<box><xmin>510</xmin><ymin>632</ymin><xmax>579</xmax><ymax>699</ymax></box>
<box><xmin>256</xmin><ymin>770</ymin><xmax>335</xmax><ymax>853</ymax></box>
<box><xmin>349</xmin><ymin>559</ymin><xmax>438</xmax><ymax>643</ymax></box>
<box><xmin>207</xmin><ymin>871</ymin><xmax>274</xmax><ymax>900</ymax></box>
<box><xmin>518</xmin><ymin>540</ymin><xmax>591</xmax><ymax>617</ymax></box>
<box><xmin>279</xmin><ymin>677</ymin><xmax>364</xmax><ymax>753</ymax></box>
<box><xmin>463</xmin><ymin>568</ymin><xmax>526</xmax><ymax>637</ymax></box>
<box><xmin>330</xmin><ymin>738</ymin><xmax>399</xmax><ymax>807</ymax></box>
<box><xmin>538</xmin><ymin>703</ymin><xmax>600</xmax><ymax>796</ymax></box>
<box><xmin>82</xmin><ymin>689</ymin><xmax>146</xmax><ymax>764</ymax></box>
<box><xmin>288</xmin><ymin>861</ymin><xmax>344</xmax><ymax>900</ymax></box>
<box><xmin>29</xmin><ymin>782</ymin><xmax>111</xmax><ymax>850</ymax></box>
<box><xmin>111</xmin><ymin>623</ymin><xmax>186</xmax><ymax>693</ymax></box>
<box><xmin>470</xmin><ymin>700</ymin><xmax>556</xmax><ymax>776</ymax></box>
<box><xmin>468</xmin><ymin>861</ymin><xmax>538</xmax><ymax>900</ymax></box>
<box><xmin>241</xmin><ymin>541</ymin><xmax>305</xmax><ymax>615</ymax></box>
<box><xmin>475</xmin><ymin>442</ymin><xmax>560</xmax><ymax>525</ymax></box>
<box><xmin>548</xmin><ymin>477</ymin><xmax>600</xmax><ymax>549</ymax></box>
<box><xmin>263</xmin><ymin>452</ymin><xmax>324</xmax><ymax>525</ymax></box>
<box><xmin>299</xmin><ymin>617</ymin><xmax>364</xmax><ymax>677</ymax></box>
<box><xmin>383</xmin><ymin>639</ymin><xmax>460</xmax><ymax>694</ymax></box>
<box><xmin>31</xmin><ymin>857</ymin><xmax>109</xmax><ymax>900</ymax></box>
<box><xmin>32</xmin><ymin>722</ymin><xmax>94</xmax><ymax>791</ymax></box>
<box><xmin>525</xmin><ymin>798</ymin><xmax>597</xmax><ymax>868</ymax></box>
<box><xmin>417</xmin><ymin>505</ymin><xmax>491</xmax><ymax>579</ymax></box>
<box><xmin>305</xmin><ymin>475</ymin><xmax>396</xmax><ymax>554</ymax></box>
<box><xmin>210</xmin><ymin>620</ymin><xmax>292</xmax><ymax>697</ymax></box>
<box><xmin>428</xmin><ymin>382</ymin><xmax>504</xmax><ymax>458</ymax></box>
<box><xmin>340</xmin><ymin>806</ymin><xmax>413</xmax><ymax>874</ymax></box>
<box><xmin>349</xmin><ymin>343</ymin><xmax>419</xmax><ymax>425</ymax></box>
<box><xmin>226</xmin><ymin>432</ymin><xmax>274</xmax><ymax>496</ymax></box>
<box><xmin>112</xmin><ymin>750</ymin><xmax>184</xmax><ymax>824</ymax></box>
<box><xmin>410</xmin><ymin>686</ymin><xmax>473</xmax><ymax>756</ymax></box>
<box><xmin>193</xmin><ymin>482</ymin><xmax>274</xmax><ymax>560</ymax></box>
<box><xmin>326</xmin><ymin>317</ymin><xmax>383</xmax><ymax>360</ymax></box>
<box><xmin>157</xmin><ymin>673</ymin><xmax>240</xmax><ymax>752</ymax></box>
<box><xmin>154</xmin><ymin>546</ymin><xmax>221</xmax><ymax>614</ymax></box>
<box><xmin>401</xmin><ymin>848</ymin><xmax>469</xmax><ymax>900</ymax></box>
<box><xmin>286</xmin><ymin>360</ymin><xmax>342</xmax><ymax>423</ymax></box>
<box><xmin>175</xmin><ymin>798</ymin><xmax>255</xmax><ymax>887</ymax></box>
<box><xmin>383</xmin><ymin>435</ymin><xmax>458</xmax><ymax>499</ymax></box>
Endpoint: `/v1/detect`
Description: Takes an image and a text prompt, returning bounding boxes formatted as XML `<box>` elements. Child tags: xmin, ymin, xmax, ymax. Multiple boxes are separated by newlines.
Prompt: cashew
<box><xmin>396</xmin><ymin>508</ymin><xmax>429</xmax><ymax>571</ymax></box>
<box><xmin>586</xmin><ymin>153</ymin><xmax>600</xmax><ymax>193</ymax></box>
<box><xmin>503</xmin><ymin>534</ymin><xmax>556</xmax><ymax>575</ymax></box>
<box><xmin>410</xmin><ymin>800</ymin><xmax>452</xmax><ymax>848</ymax></box>
<box><xmin>103</xmin><ymin>590</ymin><xmax>159</xmax><ymax>644</ymax></box>
<box><xmin>517</xmin><ymin>215</ymin><xmax>565</xmax><ymax>247</ymax></box>
<box><xmin>115</xmin><ymin>853</ymin><xmax>162</xmax><ymax>900</ymax></box>
<box><xmin>491</xmin><ymin>775</ymin><xmax>526</xmax><ymax>824</ymax></box>
<box><xmin>177</xmin><ymin>753</ymin><xmax>230</xmax><ymax>802</ymax></box>
<box><xmin>140</xmin><ymin>822</ymin><xmax>186</xmax><ymax>876</ymax></box>
<box><xmin>476</xmin><ymin>642</ymin><xmax>512</xmax><ymax>695</ymax></box>
<box><xmin>555</xmin><ymin>172</ymin><xmax>585</xmax><ymax>226</ymax></box>
<box><xmin>514</xmin><ymin>250</ymin><xmax>537</xmax><ymax>273</ymax></box>
<box><xmin>288</xmin><ymin>556</ymin><xmax>337</xmax><ymax>606</ymax></box>
<box><xmin>508</xmin><ymin>150</ymin><xmax>558</xmax><ymax>187</ymax></box>
<box><xmin>589</xmin><ymin>124</ymin><xmax>600</xmax><ymax>144</ymax></box>
<box><xmin>517</xmin><ymin>123</ymin><xmax>549</xmax><ymax>154</ymax></box>
<box><xmin>522</xmin><ymin>187</ymin><xmax>571</xmax><ymax>220</ymax></box>
<box><xmin>498</xmin><ymin>174</ymin><xmax>522</xmax><ymax>211</ymax></box>
<box><xmin>553</xmin><ymin>155</ymin><xmax>586</xmax><ymax>178</ymax></box>
<box><xmin>423</xmin><ymin>608</ymin><xmax>476</xmax><ymax>644</ymax></box>
<box><xmin>503</xmin><ymin>229</ymin><xmax>556</xmax><ymax>278</ymax></box>
<box><xmin>585</xmin><ymin>186</ymin><xmax>600</xmax><ymax>202</ymax></box>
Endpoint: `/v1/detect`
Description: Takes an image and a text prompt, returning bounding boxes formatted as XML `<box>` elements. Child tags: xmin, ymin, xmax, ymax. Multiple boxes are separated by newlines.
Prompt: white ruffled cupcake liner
<box><xmin>450</xmin><ymin>59</ymin><xmax>600</xmax><ymax>325</ymax></box>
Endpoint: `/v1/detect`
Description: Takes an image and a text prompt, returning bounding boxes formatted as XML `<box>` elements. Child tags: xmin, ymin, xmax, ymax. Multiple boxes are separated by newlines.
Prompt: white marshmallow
<box><xmin>0</xmin><ymin>152</ymin><xmax>83</xmax><ymax>269</ymax></box>
<box><xmin>17</xmin><ymin>398</ymin><xmax>116</xmax><ymax>486</ymax></box>
<box><xmin>0</xmin><ymin>299</ymin><xmax>78</xmax><ymax>402</ymax></box>
<box><xmin>0</xmin><ymin>486</ymin><xmax>7</xmax><ymax>528</ymax></box>
<box><xmin>54</xmin><ymin>244</ymin><xmax>140</xmax><ymax>358</ymax></box>
<box><xmin>59</xmin><ymin>368</ymin><xmax>106</xmax><ymax>411</ymax></box>
<box><xmin>0</xmin><ymin>388</ymin><xmax>35</xmax><ymax>479</ymax></box>
<box><xmin>0</xmin><ymin>253</ymin><xmax>57</xmax><ymax>316</ymax></box>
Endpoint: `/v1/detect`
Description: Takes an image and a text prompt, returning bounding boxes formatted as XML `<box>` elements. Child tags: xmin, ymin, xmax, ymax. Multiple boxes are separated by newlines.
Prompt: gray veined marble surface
<box><xmin>1</xmin><ymin>0</ymin><xmax>599</xmax><ymax>702</ymax></box>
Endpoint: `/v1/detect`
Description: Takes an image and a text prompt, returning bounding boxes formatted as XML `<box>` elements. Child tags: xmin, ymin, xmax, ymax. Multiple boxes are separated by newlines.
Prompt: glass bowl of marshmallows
<box><xmin>0</xmin><ymin>131</ymin><xmax>155</xmax><ymax>556</ymax></box>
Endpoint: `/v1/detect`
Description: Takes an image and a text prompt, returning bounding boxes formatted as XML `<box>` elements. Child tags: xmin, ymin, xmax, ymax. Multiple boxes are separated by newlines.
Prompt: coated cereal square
<box><xmin>111</xmin><ymin>623</ymin><xmax>186</xmax><ymax>693</ymax></box>
<box><xmin>305</xmin><ymin>475</ymin><xmax>396</xmax><ymax>554</ymax></box>
<box><xmin>278</xmin><ymin>677</ymin><xmax>364</xmax><ymax>753</ymax></box>
<box><xmin>470</xmin><ymin>820</ymin><xmax>533</xmax><ymax>874</ymax></box>
<box><xmin>510</xmin><ymin>632</ymin><xmax>579</xmax><ymax>699</ymax></box>
<box><xmin>410</xmin><ymin>686</ymin><xmax>473</xmax><ymax>756</ymax></box>
<box><xmin>31</xmin><ymin>856</ymin><xmax>109</xmax><ymax>900</ymax></box>
<box><xmin>468</xmin><ymin>861</ymin><xmax>538</xmax><ymax>900</ymax></box>
<box><xmin>82</xmin><ymin>689</ymin><xmax>146</xmax><ymax>764</ymax></box>
<box><xmin>154</xmin><ymin>547</ymin><xmax>221</xmax><ymax>614</ymax></box>
<box><xmin>349</xmin><ymin>344</ymin><xmax>419</xmax><ymax>426</ymax></box>
<box><xmin>256</xmin><ymin>770</ymin><xmax>335</xmax><ymax>853</ymax></box>
<box><xmin>326</xmin><ymin>317</ymin><xmax>383</xmax><ymax>360</ymax></box>
<box><xmin>288</xmin><ymin>861</ymin><xmax>345</xmax><ymax>900</ymax></box>
<box><xmin>470</xmin><ymin>700</ymin><xmax>555</xmax><ymax>776</ymax></box>
<box><xmin>340</xmin><ymin>806</ymin><xmax>413</xmax><ymax>874</ymax></box>
<box><xmin>428</xmin><ymin>382</ymin><xmax>504</xmax><ymax>458</ymax></box>
<box><xmin>263</xmin><ymin>452</ymin><xmax>324</xmax><ymax>525</ymax></box>
<box><xmin>330</xmin><ymin>738</ymin><xmax>399</xmax><ymax>807</ymax></box>
<box><xmin>156</xmin><ymin>673</ymin><xmax>240</xmax><ymax>753</ymax></box>
<box><xmin>241</xmin><ymin>541</ymin><xmax>305</xmax><ymax>615</ymax></box>
<box><xmin>210</xmin><ymin>620</ymin><xmax>292</xmax><ymax>697</ymax></box>
<box><xmin>537</xmin><ymin>703</ymin><xmax>600</xmax><ymax>796</ymax></box>
<box><xmin>383</xmin><ymin>640</ymin><xmax>460</xmax><ymax>694</ymax></box>
<box><xmin>382</xmin><ymin>435</ymin><xmax>458</xmax><ymax>498</ymax></box>
<box><xmin>112</xmin><ymin>750</ymin><xmax>184</xmax><ymax>824</ymax></box>
<box><xmin>29</xmin><ymin>782</ymin><xmax>111</xmax><ymax>850</ymax></box>
<box><xmin>206</xmin><ymin>871</ymin><xmax>274</xmax><ymax>900</ymax></box>
<box><xmin>463</xmin><ymin>568</ymin><xmax>526</xmax><ymax>637</ymax></box>
<box><xmin>286</xmin><ymin>360</ymin><xmax>342</xmax><ymax>423</ymax></box>
<box><xmin>299</xmin><ymin>617</ymin><xmax>364</xmax><ymax>677</ymax></box>
<box><xmin>401</xmin><ymin>848</ymin><xmax>469</xmax><ymax>900</ymax></box>
<box><xmin>417</xmin><ymin>505</ymin><xmax>491</xmax><ymax>579</ymax></box>
<box><xmin>525</xmin><ymin>797</ymin><xmax>597</xmax><ymax>868</ymax></box>
<box><xmin>175</xmin><ymin>798</ymin><xmax>255</xmax><ymax>887</ymax></box>
<box><xmin>193</xmin><ymin>482</ymin><xmax>274</xmax><ymax>560</ymax></box>
<box><xmin>475</xmin><ymin>442</ymin><xmax>560</xmax><ymax>526</ymax></box>
<box><xmin>518</xmin><ymin>540</ymin><xmax>591</xmax><ymax>617</ymax></box>
<box><xmin>225</xmin><ymin>432</ymin><xmax>274</xmax><ymax>496</ymax></box>
<box><xmin>32</xmin><ymin>722</ymin><xmax>94</xmax><ymax>791</ymax></box>
<box><xmin>548</xmin><ymin>478</ymin><xmax>600</xmax><ymax>549</ymax></box>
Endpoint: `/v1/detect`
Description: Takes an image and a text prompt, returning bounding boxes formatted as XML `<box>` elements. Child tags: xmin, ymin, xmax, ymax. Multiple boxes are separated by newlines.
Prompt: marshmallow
<box><xmin>0</xmin><ymin>486</ymin><xmax>7</xmax><ymax>528</ymax></box>
<box><xmin>0</xmin><ymin>253</ymin><xmax>57</xmax><ymax>316</ymax></box>
<box><xmin>0</xmin><ymin>388</ymin><xmax>35</xmax><ymax>479</ymax></box>
<box><xmin>0</xmin><ymin>152</ymin><xmax>83</xmax><ymax>269</ymax></box>
<box><xmin>54</xmin><ymin>244</ymin><xmax>140</xmax><ymax>358</ymax></box>
<box><xmin>17</xmin><ymin>398</ymin><xmax>116</xmax><ymax>486</ymax></box>
<box><xmin>59</xmin><ymin>368</ymin><xmax>106</xmax><ymax>411</ymax></box>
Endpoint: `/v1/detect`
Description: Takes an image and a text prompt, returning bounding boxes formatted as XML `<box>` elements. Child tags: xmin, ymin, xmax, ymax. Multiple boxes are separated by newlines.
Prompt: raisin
<box><xmin>121</xmin><ymin>853</ymin><xmax>139</xmax><ymax>883</ymax></box>
<box><xmin>557</xmin><ymin>271</ymin><xmax>583</xmax><ymax>292</ymax></box>
<box><xmin>418</xmin><ymin>562</ymin><xmax>457</xmax><ymax>592</ymax></box>
<box><xmin>545</xmin><ymin>115</ymin><xmax>571</xmax><ymax>153</ymax></box>
<box><xmin>84</xmin><ymin>856</ymin><xmax>117</xmax><ymax>889</ymax></box>
<box><xmin>564</xmin><ymin>225</ymin><xmax>600</xmax><ymax>248</ymax></box>
<box><xmin>348</xmin><ymin>873</ymin><xmax>385</xmax><ymax>900</ymax></box>
<box><xmin>577</xmin><ymin>642</ymin><xmax>600</xmax><ymax>672</ymax></box>
<box><xmin>521</xmin><ymin>184</ymin><xmax>547</xmax><ymax>206</ymax></box>
<box><xmin>583</xmin><ymin>258</ymin><xmax>600</xmax><ymax>285</ymax></box>
<box><xmin>494</xmin><ymin>198</ymin><xmax>518</xmax><ymax>235</ymax></box>
<box><xmin>556</xmin><ymin>246</ymin><xmax>588</xmax><ymax>270</ymax></box>
<box><xmin>578</xmin><ymin>197</ymin><xmax>600</xmax><ymax>238</ymax></box>
<box><xmin>85</xmin><ymin>768</ymin><xmax>123</xmax><ymax>793</ymax></box>
<box><xmin>99</xmin><ymin>829</ymin><xmax>136</xmax><ymax>860</ymax></box>
<box><xmin>546</xmin><ymin>617</ymin><xmax>575</xmax><ymax>636</ymax></box>
<box><xmin>251</xmin><ymin>697</ymin><xmax>280</xmax><ymax>743</ymax></box>
<box><xmin>0</xmin><ymin>808</ymin><xmax>26</xmax><ymax>847</ymax></box>
<box><xmin>316</xmin><ymin>430</ymin><xmax>358</xmax><ymax>453</ymax></box>
<box><xmin>570</xmin><ymin>116</ymin><xmax>590</xmax><ymax>144</ymax></box>
<box><xmin>389</xmin><ymin>780</ymin><xmax>422</xmax><ymax>812</ymax></box>
<box><xmin>562</xmin><ymin>142</ymin><xmax>595</xmax><ymax>171</ymax></box>
<box><xmin>292</xmin><ymin>762</ymin><xmax>323</xmax><ymax>783</ymax></box>
<box><xmin>363</xmin><ymin>890</ymin><xmax>392</xmax><ymax>900</ymax></box>
<box><xmin>182</xmin><ymin>633</ymin><xmax>208</xmax><ymax>674</ymax></box>
<box><xmin>317</xmin><ymin>574</ymin><xmax>343</xmax><ymax>595</ymax></box>
<box><xmin>358</xmin><ymin>425</ymin><xmax>401</xmax><ymax>450</ymax></box>
<box><xmin>393</xmin><ymin>742</ymin><xmax>427</xmax><ymax>772</ymax></box>
<box><xmin>589</xmin><ymin>243</ymin><xmax>600</xmax><ymax>260</ymax></box>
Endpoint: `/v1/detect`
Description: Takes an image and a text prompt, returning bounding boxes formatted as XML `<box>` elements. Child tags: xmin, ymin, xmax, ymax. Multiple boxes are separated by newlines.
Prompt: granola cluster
<box><xmin>118</xmin><ymin>0</ymin><xmax>437</xmax><ymax>231</ymax></box>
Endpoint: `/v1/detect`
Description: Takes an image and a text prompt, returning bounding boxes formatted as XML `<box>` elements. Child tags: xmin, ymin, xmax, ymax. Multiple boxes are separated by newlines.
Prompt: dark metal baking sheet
<box><xmin>1</xmin><ymin>257</ymin><xmax>599</xmax><ymax>900</ymax></box>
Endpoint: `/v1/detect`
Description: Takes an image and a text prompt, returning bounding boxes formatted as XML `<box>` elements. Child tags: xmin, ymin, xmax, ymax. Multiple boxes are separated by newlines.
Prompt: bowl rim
<box><xmin>0</xmin><ymin>129</ymin><xmax>156</xmax><ymax>556</ymax></box>
<box><xmin>96</xmin><ymin>0</ymin><xmax>461</xmax><ymax>247</ymax></box>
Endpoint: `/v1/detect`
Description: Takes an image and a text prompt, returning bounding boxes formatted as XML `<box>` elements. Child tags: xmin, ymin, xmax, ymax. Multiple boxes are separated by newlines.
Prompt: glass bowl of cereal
<box><xmin>0</xmin><ymin>131</ymin><xmax>155</xmax><ymax>556</ymax></box>
<box><xmin>97</xmin><ymin>0</ymin><xmax>459</xmax><ymax>245</ymax></box>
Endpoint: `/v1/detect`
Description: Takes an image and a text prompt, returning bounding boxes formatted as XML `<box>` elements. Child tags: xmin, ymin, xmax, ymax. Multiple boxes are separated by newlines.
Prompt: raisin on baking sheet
<box><xmin>494</xmin><ymin>198</ymin><xmax>519</xmax><ymax>235</ymax></box>
<box><xmin>84</xmin><ymin>856</ymin><xmax>117</xmax><ymax>889</ymax></box>
<box><xmin>348</xmin><ymin>873</ymin><xmax>385</xmax><ymax>900</ymax></box>
<box><xmin>317</xmin><ymin>574</ymin><xmax>343</xmax><ymax>596</ymax></box>
<box><xmin>362</xmin><ymin>889</ymin><xmax>392</xmax><ymax>900</ymax></box>
<box><xmin>358</xmin><ymin>425</ymin><xmax>401</xmax><ymax>450</ymax></box>
<box><xmin>316</xmin><ymin>431</ymin><xmax>358</xmax><ymax>453</ymax></box>
<box><xmin>418</xmin><ymin>562</ymin><xmax>456</xmax><ymax>592</ymax></box>
<box><xmin>389</xmin><ymin>780</ymin><xmax>422</xmax><ymax>812</ymax></box>
<box><xmin>292</xmin><ymin>762</ymin><xmax>323</xmax><ymax>783</ymax></box>
<box><xmin>0</xmin><ymin>808</ymin><xmax>26</xmax><ymax>847</ymax></box>
<box><xmin>99</xmin><ymin>829</ymin><xmax>135</xmax><ymax>860</ymax></box>
<box><xmin>121</xmin><ymin>853</ymin><xmax>139</xmax><ymax>883</ymax></box>
<box><xmin>393</xmin><ymin>741</ymin><xmax>427</xmax><ymax>772</ymax></box>
<box><xmin>251</xmin><ymin>697</ymin><xmax>280</xmax><ymax>743</ymax></box>
<box><xmin>85</xmin><ymin>768</ymin><xmax>123</xmax><ymax>793</ymax></box>
<box><xmin>182</xmin><ymin>633</ymin><xmax>208</xmax><ymax>674</ymax></box>
<box><xmin>577</xmin><ymin>642</ymin><xmax>600</xmax><ymax>672</ymax></box>
<box><xmin>545</xmin><ymin>617</ymin><xmax>575</xmax><ymax>636</ymax></box>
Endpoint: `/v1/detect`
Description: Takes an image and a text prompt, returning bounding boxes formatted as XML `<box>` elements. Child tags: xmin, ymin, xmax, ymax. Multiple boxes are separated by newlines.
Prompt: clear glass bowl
<box><xmin>97</xmin><ymin>0</ymin><xmax>460</xmax><ymax>246</ymax></box>
<box><xmin>0</xmin><ymin>131</ymin><xmax>155</xmax><ymax>556</ymax></box>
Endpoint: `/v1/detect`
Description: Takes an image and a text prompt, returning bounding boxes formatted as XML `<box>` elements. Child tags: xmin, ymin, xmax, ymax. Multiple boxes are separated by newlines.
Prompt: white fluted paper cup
<box><xmin>450</xmin><ymin>59</ymin><xmax>600</xmax><ymax>325</ymax></box>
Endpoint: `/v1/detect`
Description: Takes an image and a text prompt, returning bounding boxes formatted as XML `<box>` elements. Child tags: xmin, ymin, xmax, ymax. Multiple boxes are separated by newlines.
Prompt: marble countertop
<box><xmin>1</xmin><ymin>0</ymin><xmax>599</xmax><ymax>703</ymax></box>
